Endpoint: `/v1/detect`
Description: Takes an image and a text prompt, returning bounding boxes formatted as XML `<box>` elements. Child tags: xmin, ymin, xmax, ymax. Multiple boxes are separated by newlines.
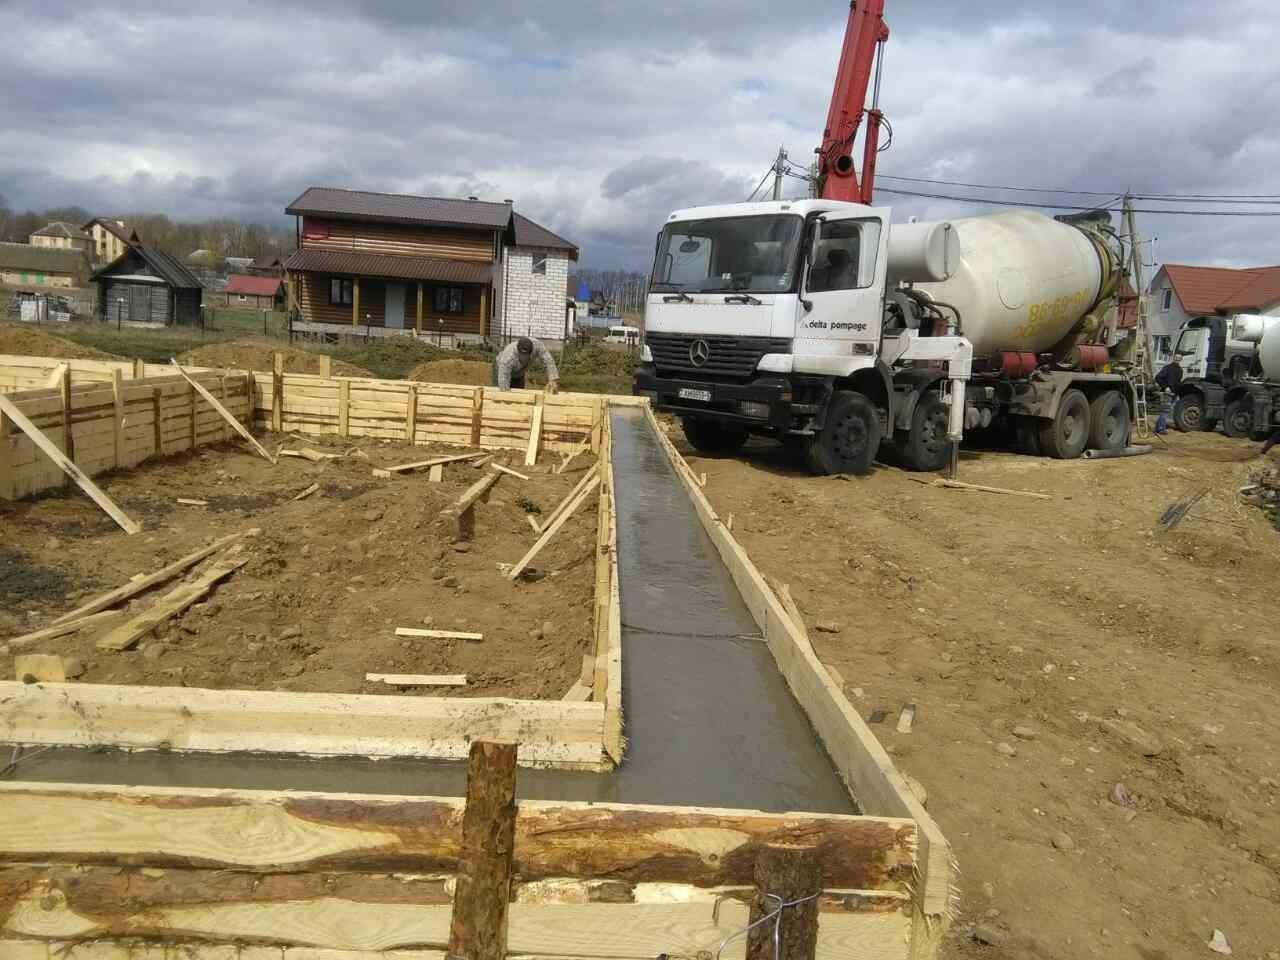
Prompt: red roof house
<box><xmin>225</xmin><ymin>273</ymin><xmax>284</xmax><ymax>308</ymax></box>
<box><xmin>1155</xmin><ymin>263</ymin><xmax>1280</xmax><ymax>316</ymax></box>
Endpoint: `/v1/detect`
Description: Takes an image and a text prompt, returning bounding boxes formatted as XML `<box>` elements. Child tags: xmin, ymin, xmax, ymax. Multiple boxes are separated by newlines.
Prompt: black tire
<box><xmin>1012</xmin><ymin>416</ymin><xmax>1040</xmax><ymax>455</ymax></box>
<box><xmin>1170</xmin><ymin>393</ymin><xmax>1204</xmax><ymax>433</ymax></box>
<box><xmin>680</xmin><ymin>417</ymin><xmax>749</xmax><ymax>454</ymax></box>
<box><xmin>806</xmin><ymin>390</ymin><xmax>882</xmax><ymax>476</ymax></box>
<box><xmin>1088</xmin><ymin>390</ymin><xmax>1130</xmax><ymax>451</ymax></box>
<box><xmin>1223</xmin><ymin>397</ymin><xmax>1254</xmax><ymax>439</ymax></box>
<box><xmin>897</xmin><ymin>391</ymin><xmax>952</xmax><ymax>472</ymax></box>
<box><xmin>1038</xmin><ymin>388</ymin><xmax>1090</xmax><ymax>459</ymax></box>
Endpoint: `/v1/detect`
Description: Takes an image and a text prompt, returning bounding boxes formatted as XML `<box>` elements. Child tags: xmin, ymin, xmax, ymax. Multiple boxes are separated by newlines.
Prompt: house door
<box><xmin>130</xmin><ymin>285</ymin><xmax>151</xmax><ymax>322</ymax></box>
<box><xmin>385</xmin><ymin>283</ymin><xmax>405</xmax><ymax>328</ymax></box>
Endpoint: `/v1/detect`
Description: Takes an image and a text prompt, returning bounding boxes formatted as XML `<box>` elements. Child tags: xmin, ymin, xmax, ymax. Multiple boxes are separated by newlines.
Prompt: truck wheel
<box><xmin>1088</xmin><ymin>391</ymin><xmax>1129</xmax><ymax>451</ymax></box>
<box><xmin>897</xmin><ymin>392</ymin><xmax>951</xmax><ymax>472</ymax></box>
<box><xmin>806</xmin><ymin>390</ymin><xmax>882</xmax><ymax>476</ymax></box>
<box><xmin>680</xmin><ymin>417</ymin><xmax>748</xmax><ymax>454</ymax></box>
<box><xmin>1012</xmin><ymin>416</ymin><xmax>1040</xmax><ymax>455</ymax></box>
<box><xmin>1223</xmin><ymin>398</ymin><xmax>1254</xmax><ymax>439</ymax></box>
<box><xmin>1038</xmin><ymin>389</ymin><xmax>1090</xmax><ymax>459</ymax></box>
<box><xmin>1170</xmin><ymin>394</ymin><xmax>1204</xmax><ymax>433</ymax></box>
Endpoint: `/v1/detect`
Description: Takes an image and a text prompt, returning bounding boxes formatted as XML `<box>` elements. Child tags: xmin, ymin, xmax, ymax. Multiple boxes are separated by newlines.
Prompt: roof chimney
<box><xmin>467</xmin><ymin>196</ymin><xmax>478</xmax><ymax>201</ymax></box>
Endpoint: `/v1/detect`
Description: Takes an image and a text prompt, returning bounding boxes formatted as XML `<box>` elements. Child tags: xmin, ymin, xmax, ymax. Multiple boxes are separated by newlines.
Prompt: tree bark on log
<box><xmin>746</xmin><ymin>844</ymin><xmax>821</xmax><ymax>960</ymax></box>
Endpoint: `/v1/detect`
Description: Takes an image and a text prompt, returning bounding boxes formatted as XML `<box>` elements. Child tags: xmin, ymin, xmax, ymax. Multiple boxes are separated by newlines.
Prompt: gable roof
<box><xmin>1219</xmin><ymin>266</ymin><xmax>1280</xmax><ymax>312</ymax></box>
<box><xmin>252</xmin><ymin>254</ymin><xmax>284</xmax><ymax>268</ymax></box>
<box><xmin>512</xmin><ymin>212</ymin><xmax>578</xmax><ymax>259</ymax></box>
<box><xmin>82</xmin><ymin>217</ymin><xmax>134</xmax><ymax>244</ymax></box>
<box><xmin>0</xmin><ymin>242</ymin><xmax>85</xmax><ymax>274</ymax></box>
<box><xmin>1159</xmin><ymin>263</ymin><xmax>1280</xmax><ymax>315</ymax></box>
<box><xmin>225</xmin><ymin>274</ymin><xmax>283</xmax><ymax>297</ymax></box>
<box><xmin>32</xmin><ymin>221</ymin><xmax>87</xmax><ymax>240</ymax></box>
<box><xmin>287</xmin><ymin>187</ymin><xmax>512</xmax><ymax>231</ymax></box>
<box><xmin>92</xmin><ymin>245</ymin><xmax>202</xmax><ymax>289</ymax></box>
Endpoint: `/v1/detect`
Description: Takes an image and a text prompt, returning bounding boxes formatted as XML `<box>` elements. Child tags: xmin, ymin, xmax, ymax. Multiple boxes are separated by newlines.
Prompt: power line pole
<box><xmin>772</xmin><ymin>145</ymin><xmax>787</xmax><ymax>201</ymax></box>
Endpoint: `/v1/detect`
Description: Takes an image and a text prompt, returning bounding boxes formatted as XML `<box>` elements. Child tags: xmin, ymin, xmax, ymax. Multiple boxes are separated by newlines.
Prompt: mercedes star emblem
<box><xmin>689</xmin><ymin>339</ymin><xmax>711</xmax><ymax>366</ymax></box>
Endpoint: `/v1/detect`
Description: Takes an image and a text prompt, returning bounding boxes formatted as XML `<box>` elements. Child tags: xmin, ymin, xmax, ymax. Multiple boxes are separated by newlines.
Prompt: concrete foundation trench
<box><xmin>15</xmin><ymin>409</ymin><xmax>852</xmax><ymax>814</ymax></box>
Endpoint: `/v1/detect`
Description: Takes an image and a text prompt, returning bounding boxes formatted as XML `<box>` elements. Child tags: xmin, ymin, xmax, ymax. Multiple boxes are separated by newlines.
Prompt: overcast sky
<box><xmin>3</xmin><ymin>1</ymin><xmax>1279</xmax><ymax>272</ymax></box>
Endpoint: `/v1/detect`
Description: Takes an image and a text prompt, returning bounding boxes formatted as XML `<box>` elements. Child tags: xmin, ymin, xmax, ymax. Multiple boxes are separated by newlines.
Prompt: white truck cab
<box><xmin>635</xmin><ymin>199</ymin><xmax>971</xmax><ymax>475</ymax></box>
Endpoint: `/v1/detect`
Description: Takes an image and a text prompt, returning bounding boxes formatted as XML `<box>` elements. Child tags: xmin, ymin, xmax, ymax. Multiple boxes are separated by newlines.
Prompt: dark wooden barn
<box><xmin>93</xmin><ymin>245</ymin><xmax>203</xmax><ymax>326</ymax></box>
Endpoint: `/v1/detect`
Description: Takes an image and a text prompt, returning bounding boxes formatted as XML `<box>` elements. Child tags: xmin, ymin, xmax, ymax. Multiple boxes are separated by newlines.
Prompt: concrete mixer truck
<box><xmin>631</xmin><ymin>0</ymin><xmax>1134</xmax><ymax>475</ymax></box>
<box><xmin>1216</xmin><ymin>314</ymin><xmax>1280</xmax><ymax>440</ymax></box>
<box><xmin>1166</xmin><ymin>314</ymin><xmax>1261</xmax><ymax>433</ymax></box>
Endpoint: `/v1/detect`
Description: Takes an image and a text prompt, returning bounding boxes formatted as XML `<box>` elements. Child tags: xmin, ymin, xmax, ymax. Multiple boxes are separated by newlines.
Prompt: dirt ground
<box><xmin>685</xmin><ymin>426</ymin><xmax>1280</xmax><ymax>960</ymax></box>
<box><xmin>409</xmin><ymin>358</ymin><xmax>492</xmax><ymax>385</ymax></box>
<box><xmin>0</xmin><ymin>436</ymin><xmax>598</xmax><ymax>700</ymax></box>
<box><xmin>178</xmin><ymin>339</ymin><xmax>373</xmax><ymax>377</ymax></box>
<box><xmin>0</xmin><ymin>326</ymin><xmax>117</xmax><ymax>360</ymax></box>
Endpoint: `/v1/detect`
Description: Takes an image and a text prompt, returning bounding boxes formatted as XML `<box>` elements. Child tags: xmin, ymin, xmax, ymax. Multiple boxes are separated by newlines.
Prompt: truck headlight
<box><xmin>739</xmin><ymin>400</ymin><xmax>772</xmax><ymax>419</ymax></box>
<box><xmin>640</xmin><ymin>344</ymin><xmax>653</xmax><ymax>362</ymax></box>
<box><xmin>756</xmin><ymin>354</ymin><xmax>793</xmax><ymax>374</ymax></box>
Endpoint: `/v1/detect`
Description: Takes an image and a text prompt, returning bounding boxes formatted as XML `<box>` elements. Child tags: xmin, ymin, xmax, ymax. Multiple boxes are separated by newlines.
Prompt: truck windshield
<box><xmin>651</xmin><ymin>215</ymin><xmax>803</xmax><ymax>295</ymax></box>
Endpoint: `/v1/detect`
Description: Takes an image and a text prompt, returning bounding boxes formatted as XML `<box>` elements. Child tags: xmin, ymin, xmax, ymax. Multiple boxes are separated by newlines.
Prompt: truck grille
<box><xmin>647</xmin><ymin>333</ymin><xmax>790</xmax><ymax>382</ymax></box>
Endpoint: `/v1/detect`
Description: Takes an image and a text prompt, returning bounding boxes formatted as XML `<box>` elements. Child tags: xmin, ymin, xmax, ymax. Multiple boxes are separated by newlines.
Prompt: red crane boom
<box><xmin>815</xmin><ymin>0</ymin><xmax>890</xmax><ymax>204</ymax></box>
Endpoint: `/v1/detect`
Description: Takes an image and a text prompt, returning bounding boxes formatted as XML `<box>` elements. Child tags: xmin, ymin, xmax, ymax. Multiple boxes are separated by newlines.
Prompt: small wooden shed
<box><xmin>93</xmin><ymin>245</ymin><xmax>203</xmax><ymax>326</ymax></box>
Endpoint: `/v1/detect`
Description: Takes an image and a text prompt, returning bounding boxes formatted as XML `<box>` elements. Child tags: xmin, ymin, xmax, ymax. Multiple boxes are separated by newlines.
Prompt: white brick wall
<box><xmin>500</xmin><ymin>247</ymin><xmax>571</xmax><ymax>341</ymax></box>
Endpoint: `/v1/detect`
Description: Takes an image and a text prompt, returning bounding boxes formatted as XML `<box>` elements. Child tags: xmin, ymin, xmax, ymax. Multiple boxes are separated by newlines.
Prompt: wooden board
<box><xmin>49</xmin><ymin>531</ymin><xmax>251</xmax><ymax>625</ymax></box>
<box><xmin>95</xmin><ymin>557</ymin><xmax>249</xmax><ymax>651</ymax></box>
<box><xmin>0</xmin><ymin>781</ymin><xmax>917</xmax><ymax>889</ymax></box>
<box><xmin>642</xmin><ymin>405</ymin><xmax>956</xmax><ymax>932</ymax></box>
<box><xmin>395</xmin><ymin>628</ymin><xmax>483</xmax><ymax>641</ymax></box>
<box><xmin>171</xmin><ymin>359</ymin><xmax>275</xmax><ymax>463</ymax></box>
<box><xmin>366</xmin><ymin>674</ymin><xmax>467</xmax><ymax>687</ymax></box>
<box><xmin>6</xmin><ymin>609</ymin><xmax>122</xmax><ymax>652</ymax></box>
<box><xmin>508</xmin><ymin>474</ymin><xmax>599</xmax><ymax>580</ymax></box>
<box><xmin>0</xmin><ymin>681</ymin><xmax>606</xmax><ymax>765</ymax></box>
<box><xmin>0</xmin><ymin>393</ymin><xmax>140</xmax><ymax>534</ymax></box>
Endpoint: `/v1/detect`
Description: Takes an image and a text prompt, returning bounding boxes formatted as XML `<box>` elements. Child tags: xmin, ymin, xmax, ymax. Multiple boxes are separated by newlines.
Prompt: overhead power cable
<box><xmin>878</xmin><ymin>173</ymin><xmax>1280</xmax><ymax>203</ymax></box>
<box><xmin>874</xmin><ymin>186</ymin><xmax>1280</xmax><ymax>217</ymax></box>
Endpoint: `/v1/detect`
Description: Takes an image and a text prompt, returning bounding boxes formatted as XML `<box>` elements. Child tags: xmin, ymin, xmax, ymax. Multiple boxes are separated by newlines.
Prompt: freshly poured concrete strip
<box><xmin>11</xmin><ymin>411</ymin><xmax>851</xmax><ymax>814</ymax></box>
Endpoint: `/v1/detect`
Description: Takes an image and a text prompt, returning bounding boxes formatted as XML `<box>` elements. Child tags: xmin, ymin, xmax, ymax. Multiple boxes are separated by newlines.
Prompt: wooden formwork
<box><xmin>0</xmin><ymin>353</ymin><xmax>627</xmax><ymax>772</ymax></box>
<box><xmin>0</xmin><ymin>361</ymin><xmax>253</xmax><ymax>501</ymax></box>
<box><xmin>0</xmin><ymin>782</ymin><xmax>920</xmax><ymax>958</ymax></box>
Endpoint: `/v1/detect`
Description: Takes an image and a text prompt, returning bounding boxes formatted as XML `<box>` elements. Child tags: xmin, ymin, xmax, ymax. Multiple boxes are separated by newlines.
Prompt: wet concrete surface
<box><xmin>8</xmin><ymin>410</ymin><xmax>852</xmax><ymax>815</ymax></box>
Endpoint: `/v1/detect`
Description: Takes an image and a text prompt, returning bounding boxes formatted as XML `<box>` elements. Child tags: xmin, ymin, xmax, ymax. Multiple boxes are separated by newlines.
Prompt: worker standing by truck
<box><xmin>492</xmin><ymin>337</ymin><xmax>560</xmax><ymax>393</ymax></box>
<box><xmin>1153</xmin><ymin>356</ymin><xmax>1183</xmax><ymax>434</ymax></box>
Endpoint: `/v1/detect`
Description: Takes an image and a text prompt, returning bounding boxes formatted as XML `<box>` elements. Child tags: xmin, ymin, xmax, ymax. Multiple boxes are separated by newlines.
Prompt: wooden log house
<box><xmin>93</xmin><ymin>244</ymin><xmax>203</xmax><ymax>326</ymax></box>
<box><xmin>283</xmin><ymin>187</ymin><xmax>577</xmax><ymax>340</ymax></box>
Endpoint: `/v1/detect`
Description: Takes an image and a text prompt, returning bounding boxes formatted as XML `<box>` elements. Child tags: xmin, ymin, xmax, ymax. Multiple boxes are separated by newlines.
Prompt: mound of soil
<box><xmin>179</xmin><ymin>340</ymin><xmax>372</xmax><ymax>377</ymax></box>
<box><xmin>0</xmin><ymin>325</ymin><xmax>118</xmax><ymax>360</ymax></box>
<box><xmin>409</xmin><ymin>359</ymin><xmax>493</xmax><ymax>386</ymax></box>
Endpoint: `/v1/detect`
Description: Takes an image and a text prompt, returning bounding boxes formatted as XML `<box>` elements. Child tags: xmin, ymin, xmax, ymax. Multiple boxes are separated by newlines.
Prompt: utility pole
<box><xmin>1122</xmin><ymin>194</ymin><xmax>1155</xmax><ymax>438</ymax></box>
<box><xmin>771</xmin><ymin>145</ymin><xmax>788</xmax><ymax>200</ymax></box>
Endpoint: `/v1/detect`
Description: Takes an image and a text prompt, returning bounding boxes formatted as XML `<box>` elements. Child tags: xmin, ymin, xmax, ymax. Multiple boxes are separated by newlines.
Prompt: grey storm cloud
<box><xmin>2</xmin><ymin>0</ymin><xmax>1280</xmax><ymax>270</ymax></box>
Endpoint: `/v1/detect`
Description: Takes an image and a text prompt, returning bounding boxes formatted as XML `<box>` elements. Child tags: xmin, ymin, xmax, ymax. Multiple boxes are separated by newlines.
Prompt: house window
<box><xmin>1153</xmin><ymin>335</ymin><xmax>1171</xmax><ymax>359</ymax></box>
<box><xmin>433</xmin><ymin>286</ymin><xmax>465</xmax><ymax>314</ymax></box>
<box><xmin>1161</xmin><ymin>288</ymin><xmax>1172</xmax><ymax>311</ymax></box>
<box><xmin>532</xmin><ymin>254</ymin><xmax>548</xmax><ymax>275</ymax></box>
<box><xmin>329</xmin><ymin>278</ymin><xmax>354</xmax><ymax>306</ymax></box>
<box><xmin>238</xmin><ymin>294</ymin><xmax>247</xmax><ymax>303</ymax></box>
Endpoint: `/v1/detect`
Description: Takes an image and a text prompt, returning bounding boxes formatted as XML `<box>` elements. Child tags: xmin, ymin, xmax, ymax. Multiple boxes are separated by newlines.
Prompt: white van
<box><xmin>604</xmin><ymin>325</ymin><xmax>640</xmax><ymax>347</ymax></box>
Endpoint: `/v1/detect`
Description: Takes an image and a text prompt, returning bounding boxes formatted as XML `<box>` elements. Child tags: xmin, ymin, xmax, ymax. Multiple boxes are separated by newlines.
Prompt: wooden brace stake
<box><xmin>171</xmin><ymin>359</ymin><xmax>275</xmax><ymax>463</ymax></box>
<box><xmin>448</xmin><ymin>740</ymin><xmax>518</xmax><ymax>960</ymax></box>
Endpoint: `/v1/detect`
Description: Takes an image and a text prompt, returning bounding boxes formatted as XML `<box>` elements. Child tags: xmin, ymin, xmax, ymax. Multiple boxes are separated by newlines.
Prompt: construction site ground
<box><xmin>681</xmin><ymin>424</ymin><xmax>1280</xmax><ymax>960</ymax></box>
<box><xmin>0</xmin><ymin>436</ymin><xmax>598</xmax><ymax>701</ymax></box>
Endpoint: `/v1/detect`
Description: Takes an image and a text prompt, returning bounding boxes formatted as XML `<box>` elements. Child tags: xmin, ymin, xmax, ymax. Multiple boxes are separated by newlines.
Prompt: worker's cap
<box><xmin>517</xmin><ymin>337</ymin><xmax>534</xmax><ymax>356</ymax></box>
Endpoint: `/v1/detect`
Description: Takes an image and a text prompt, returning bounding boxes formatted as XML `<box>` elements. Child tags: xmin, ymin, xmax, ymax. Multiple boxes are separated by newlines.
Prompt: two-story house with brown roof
<box><xmin>282</xmin><ymin>188</ymin><xmax>577</xmax><ymax>341</ymax></box>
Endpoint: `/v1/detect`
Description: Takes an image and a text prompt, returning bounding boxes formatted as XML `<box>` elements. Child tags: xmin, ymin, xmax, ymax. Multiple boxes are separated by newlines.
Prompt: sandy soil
<box><xmin>178</xmin><ymin>339</ymin><xmax>372</xmax><ymax>377</ymax></box>
<box><xmin>409</xmin><ymin>359</ymin><xmax>492</xmax><ymax>386</ymax></box>
<box><xmin>0</xmin><ymin>436</ymin><xmax>599</xmax><ymax>700</ymax></box>
<box><xmin>0</xmin><ymin>325</ymin><xmax>117</xmax><ymax>360</ymax></box>
<box><xmin>686</xmin><ymin>425</ymin><xmax>1280</xmax><ymax>960</ymax></box>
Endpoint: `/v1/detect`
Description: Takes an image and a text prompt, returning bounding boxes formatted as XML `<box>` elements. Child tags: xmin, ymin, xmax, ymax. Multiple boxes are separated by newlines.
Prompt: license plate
<box><xmin>678</xmin><ymin>387</ymin><xmax>712</xmax><ymax>402</ymax></box>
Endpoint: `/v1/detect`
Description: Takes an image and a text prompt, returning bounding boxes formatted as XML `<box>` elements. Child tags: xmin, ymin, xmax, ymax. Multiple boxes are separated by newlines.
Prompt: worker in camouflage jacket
<box><xmin>492</xmin><ymin>337</ymin><xmax>560</xmax><ymax>393</ymax></box>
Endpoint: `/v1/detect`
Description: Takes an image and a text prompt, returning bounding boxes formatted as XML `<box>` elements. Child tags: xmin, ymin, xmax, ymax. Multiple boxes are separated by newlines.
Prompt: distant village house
<box><xmin>224</xmin><ymin>274</ymin><xmax>284</xmax><ymax>310</ymax></box>
<box><xmin>282</xmin><ymin>187</ymin><xmax>578</xmax><ymax>341</ymax></box>
<box><xmin>1147</xmin><ymin>264</ymin><xmax>1280</xmax><ymax>363</ymax></box>
<box><xmin>29</xmin><ymin>221</ymin><xmax>89</xmax><ymax>252</ymax></box>
<box><xmin>93</xmin><ymin>245</ymin><xmax>203</xmax><ymax>326</ymax></box>
<box><xmin>82</xmin><ymin>217</ymin><xmax>134</xmax><ymax>264</ymax></box>
<box><xmin>0</xmin><ymin>242</ymin><xmax>87</xmax><ymax>291</ymax></box>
